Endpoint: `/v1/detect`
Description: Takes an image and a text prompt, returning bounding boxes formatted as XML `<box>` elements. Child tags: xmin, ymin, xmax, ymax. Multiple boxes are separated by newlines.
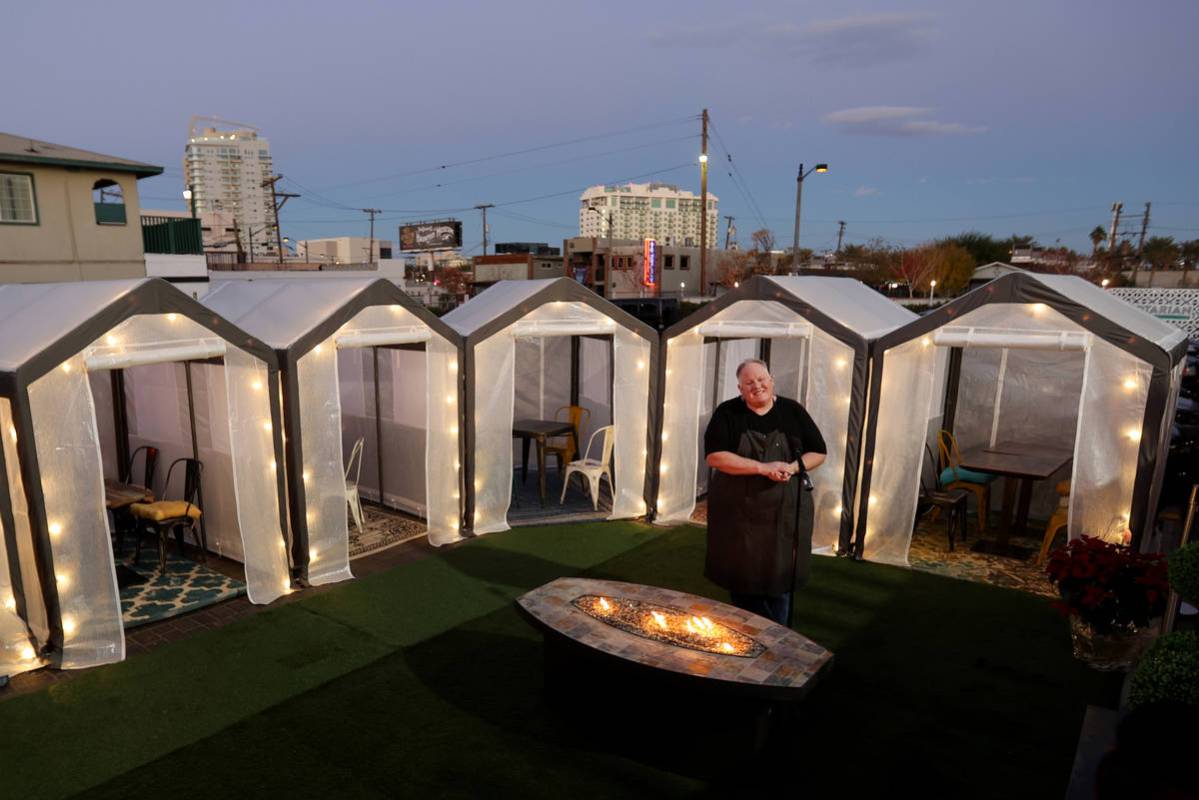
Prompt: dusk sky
<box><xmin>10</xmin><ymin>0</ymin><xmax>1198</xmax><ymax>255</ymax></box>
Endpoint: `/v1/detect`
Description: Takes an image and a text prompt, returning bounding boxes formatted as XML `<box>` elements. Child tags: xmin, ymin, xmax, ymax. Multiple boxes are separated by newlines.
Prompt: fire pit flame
<box><xmin>572</xmin><ymin>594</ymin><xmax>766</xmax><ymax>658</ymax></box>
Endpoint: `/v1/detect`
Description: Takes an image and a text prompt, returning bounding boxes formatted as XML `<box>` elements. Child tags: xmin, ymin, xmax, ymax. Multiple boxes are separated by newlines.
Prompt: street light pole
<box><xmin>791</xmin><ymin>162</ymin><xmax>828</xmax><ymax>271</ymax></box>
<box><xmin>930</xmin><ymin>279</ymin><xmax>938</xmax><ymax>305</ymax></box>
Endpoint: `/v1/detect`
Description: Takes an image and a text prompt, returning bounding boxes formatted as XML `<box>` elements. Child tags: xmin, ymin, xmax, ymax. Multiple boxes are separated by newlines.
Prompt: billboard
<box><xmin>399</xmin><ymin>220</ymin><xmax>462</xmax><ymax>252</ymax></box>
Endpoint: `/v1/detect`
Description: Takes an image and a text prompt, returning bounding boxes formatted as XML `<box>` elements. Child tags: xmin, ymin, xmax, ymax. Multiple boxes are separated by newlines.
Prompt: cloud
<box><xmin>854</xmin><ymin>186</ymin><xmax>881</xmax><ymax>198</ymax></box>
<box><xmin>648</xmin><ymin>13</ymin><xmax>934</xmax><ymax>67</ymax></box>
<box><xmin>823</xmin><ymin>106</ymin><xmax>986</xmax><ymax>137</ymax></box>
<box><xmin>767</xmin><ymin>13</ymin><xmax>935</xmax><ymax>67</ymax></box>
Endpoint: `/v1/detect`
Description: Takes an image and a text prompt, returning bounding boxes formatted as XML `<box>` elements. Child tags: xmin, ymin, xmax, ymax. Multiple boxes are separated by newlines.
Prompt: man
<box><xmin>704</xmin><ymin>358</ymin><xmax>826</xmax><ymax>626</ymax></box>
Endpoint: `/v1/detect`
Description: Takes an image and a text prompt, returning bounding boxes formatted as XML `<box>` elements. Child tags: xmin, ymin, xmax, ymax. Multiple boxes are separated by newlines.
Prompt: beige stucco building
<box><xmin>0</xmin><ymin>132</ymin><xmax>161</xmax><ymax>283</ymax></box>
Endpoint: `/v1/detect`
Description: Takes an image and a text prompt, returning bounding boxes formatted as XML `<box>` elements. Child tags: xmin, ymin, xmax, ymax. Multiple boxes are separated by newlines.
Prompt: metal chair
<box><xmin>1037</xmin><ymin>480</ymin><xmax>1071</xmax><ymax>564</ymax></box>
<box><xmin>130</xmin><ymin>458</ymin><xmax>204</xmax><ymax>572</ymax></box>
<box><xmin>560</xmin><ymin>425</ymin><xmax>615</xmax><ymax>511</ymax></box>
<box><xmin>345</xmin><ymin>437</ymin><xmax>365</xmax><ymax>534</ymax></box>
<box><xmin>113</xmin><ymin>445</ymin><xmax>158</xmax><ymax>555</ymax></box>
<box><xmin>917</xmin><ymin>443</ymin><xmax>970</xmax><ymax>551</ymax></box>
<box><xmin>545</xmin><ymin>405</ymin><xmax>590</xmax><ymax>474</ymax></box>
<box><xmin>937</xmin><ymin>430</ymin><xmax>997</xmax><ymax>534</ymax></box>
<box><xmin>122</xmin><ymin>445</ymin><xmax>159</xmax><ymax>495</ymax></box>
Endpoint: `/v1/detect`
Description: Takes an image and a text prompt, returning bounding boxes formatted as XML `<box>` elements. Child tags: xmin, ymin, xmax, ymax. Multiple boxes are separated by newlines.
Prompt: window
<box><xmin>0</xmin><ymin>172</ymin><xmax>37</xmax><ymax>224</ymax></box>
<box><xmin>666</xmin><ymin>199</ymin><xmax>676</xmax><ymax>209</ymax></box>
<box><xmin>680</xmin><ymin>255</ymin><xmax>690</xmax><ymax>270</ymax></box>
<box><xmin>92</xmin><ymin>179</ymin><xmax>126</xmax><ymax>225</ymax></box>
<box><xmin>664</xmin><ymin>255</ymin><xmax>674</xmax><ymax>270</ymax></box>
<box><xmin>651</xmin><ymin>198</ymin><xmax>661</xmax><ymax>208</ymax></box>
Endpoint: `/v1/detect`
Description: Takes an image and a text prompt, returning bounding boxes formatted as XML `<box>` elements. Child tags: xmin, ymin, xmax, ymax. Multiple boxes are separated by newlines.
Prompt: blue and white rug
<box><xmin>116</xmin><ymin>542</ymin><xmax>246</xmax><ymax>628</ymax></box>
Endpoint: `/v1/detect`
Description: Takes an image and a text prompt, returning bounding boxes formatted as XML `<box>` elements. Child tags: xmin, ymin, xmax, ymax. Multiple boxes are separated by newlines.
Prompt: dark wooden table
<box><xmin>959</xmin><ymin>441</ymin><xmax>1072</xmax><ymax>559</ymax></box>
<box><xmin>512</xmin><ymin>419</ymin><xmax>577</xmax><ymax>507</ymax></box>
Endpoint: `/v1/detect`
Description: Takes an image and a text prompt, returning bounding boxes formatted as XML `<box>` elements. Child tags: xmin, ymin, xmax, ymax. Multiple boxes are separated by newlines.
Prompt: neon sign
<box><xmin>643</xmin><ymin>239</ymin><xmax>658</xmax><ymax>287</ymax></box>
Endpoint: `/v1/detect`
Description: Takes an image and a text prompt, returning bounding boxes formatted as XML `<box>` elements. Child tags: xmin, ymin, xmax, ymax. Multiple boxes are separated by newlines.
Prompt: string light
<box><xmin>921</xmin><ymin>337</ymin><xmax>931</xmax><ymax>347</ymax></box>
<box><xmin>445</xmin><ymin>394</ymin><xmax>454</xmax><ymax>405</ymax></box>
<box><xmin>3</xmin><ymin>594</ymin><xmax>15</xmax><ymax>611</ymax></box>
<box><xmin>1126</xmin><ymin>428</ymin><xmax>1142</xmax><ymax>442</ymax></box>
<box><xmin>60</xmin><ymin>362</ymin><xmax>72</xmax><ymax>374</ymax></box>
<box><xmin>48</xmin><ymin>522</ymin><xmax>62</xmax><ymax>537</ymax></box>
<box><xmin>56</xmin><ymin>572</ymin><xmax>70</xmax><ymax>589</ymax></box>
<box><xmin>636</xmin><ymin>360</ymin><xmax>646</xmax><ymax>371</ymax></box>
<box><xmin>251</xmin><ymin>379</ymin><xmax>264</xmax><ymax>392</ymax></box>
<box><xmin>1031</xmin><ymin>303</ymin><xmax>1047</xmax><ymax>314</ymax></box>
<box><xmin>834</xmin><ymin>358</ymin><xmax>847</xmax><ymax>370</ymax></box>
<box><xmin>868</xmin><ymin>495</ymin><xmax>877</xmax><ymax>506</ymax></box>
<box><xmin>61</xmin><ymin>615</ymin><xmax>76</xmax><ymax>636</ymax></box>
<box><xmin>262</xmin><ymin>421</ymin><xmax>272</xmax><ymax>432</ymax></box>
<box><xmin>309</xmin><ymin>547</ymin><xmax>318</xmax><ymax>562</ymax></box>
<box><xmin>105</xmin><ymin>335</ymin><xmax>119</xmax><ymax>346</ymax></box>
<box><xmin>167</xmin><ymin>313</ymin><xmax>179</xmax><ymax>323</ymax></box>
<box><xmin>660</xmin><ymin>463</ymin><xmax>669</xmax><ymax>474</ymax></box>
<box><xmin>1122</xmin><ymin>377</ymin><xmax>1137</xmax><ymax>391</ymax></box>
<box><xmin>20</xmin><ymin>645</ymin><xmax>34</xmax><ymax>661</ymax></box>
<box><xmin>8</xmin><ymin>425</ymin><xmax>15</xmax><ymax>442</ymax></box>
<box><xmin>449</xmin><ymin>359</ymin><xmax>458</xmax><ymax>373</ymax></box>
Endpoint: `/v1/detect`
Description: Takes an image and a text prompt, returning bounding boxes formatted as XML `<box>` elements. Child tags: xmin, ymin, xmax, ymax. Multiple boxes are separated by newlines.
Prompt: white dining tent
<box><xmin>0</xmin><ymin>278</ymin><xmax>290</xmax><ymax>674</ymax></box>
<box><xmin>855</xmin><ymin>272</ymin><xmax>1187</xmax><ymax>565</ymax></box>
<box><xmin>653</xmin><ymin>276</ymin><xmax>917</xmax><ymax>553</ymax></box>
<box><xmin>202</xmin><ymin>278</ymin><xmax>465</xmax><ymax>583</ymax></box>
<box><xmin>444</xmin><ymin>278</ymin><xmax>657</xmax><ymax>534</ymax></box>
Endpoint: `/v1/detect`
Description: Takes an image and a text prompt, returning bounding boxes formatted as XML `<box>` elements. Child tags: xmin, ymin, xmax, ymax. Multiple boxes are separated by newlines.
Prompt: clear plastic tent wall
<box><xmin>452</xmin><ymin>282</ymin><xmax>652</xmax><ymax>534</ymax></box>
<box><xmin>0</xmin><ymin>399</ymin><xmax>40</xmax><ymax>677</ymax></box>
<box><xmin>859</xmin><ymin>276</ymin><xmax>1184</xmax><ymax>566</ymax></box>
<box><xmin>22</xmin><ymin>313</ymin><xmax>289</xmax><ymax>668</ymax></box>
<box><xmin>298</xmin><ymin>303</ymin><xmax>461</xmax><ymax>579</ymax></box>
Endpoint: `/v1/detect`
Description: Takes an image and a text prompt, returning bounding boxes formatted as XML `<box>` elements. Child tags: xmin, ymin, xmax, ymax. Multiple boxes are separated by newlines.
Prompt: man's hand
<box><xmin>758</xmin><ymin>461</ymin><xmax>793</xmax><ymax>482</ymax></box>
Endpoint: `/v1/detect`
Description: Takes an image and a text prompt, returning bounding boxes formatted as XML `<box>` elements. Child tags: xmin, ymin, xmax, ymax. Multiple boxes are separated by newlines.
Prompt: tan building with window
<box><xmin>0</xmin><ymin>132</ymin><xmax>162</xmax><ymax>283</ymax></box>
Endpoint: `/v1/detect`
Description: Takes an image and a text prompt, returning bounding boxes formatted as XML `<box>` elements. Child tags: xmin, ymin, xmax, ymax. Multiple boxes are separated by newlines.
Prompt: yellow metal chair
<box><xmin>937</xmin><ymin>430</ymin><xmax>998</xmax><ymax>534</ymax></box>
<box><xmin>1037</xmin><ymin>480</ymin><xmax>1071</xmax><ymax>564</ymax></box>
<box><xmin>545</xmin><ymin>405</ymin><xmax>590</xmax><ymax>474</ymax></box>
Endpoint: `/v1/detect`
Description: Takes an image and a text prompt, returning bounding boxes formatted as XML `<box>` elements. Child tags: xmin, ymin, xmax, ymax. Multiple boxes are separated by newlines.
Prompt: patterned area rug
<box><xmin>349</xmin><ymin>504</ymin><xmax>426</xmax><ymax>560</ymax></box>
<box><xmin>117</xmin><ymin>542</ymin><xmax>246</xmax><ymax>628</ymax></box>
<box><xmin>690</xmin><ymin>498</ymin><xmax>1055</xmax><ymax>598</ymax></box>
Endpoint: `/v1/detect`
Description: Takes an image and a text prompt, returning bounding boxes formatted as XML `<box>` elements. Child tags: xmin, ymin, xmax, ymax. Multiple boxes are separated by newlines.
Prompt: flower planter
<box><xmin>1070</xmin><ymin>615</ymin><xmax>1158</xmax><ymax>671</ymax></box>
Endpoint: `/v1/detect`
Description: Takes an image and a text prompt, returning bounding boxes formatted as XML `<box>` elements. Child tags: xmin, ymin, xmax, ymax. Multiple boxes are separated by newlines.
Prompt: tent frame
<box><xmin>653</xmin><ymin>275</ymin><xmax>871</xmax><ymax>553</ymax></box>
<box><xmin>265</xmin><ymin>280</ymin><xmax>466</xmax><ymax>580</ymax></box>
<box><xmin>855</xmin><ymin>272</ymin><xmax>1187</xmax><ymax>557</ymax></box>
<box><xmin>459</xmin><ymin>279</ymin><xmax>659</xmax><ymax>532</ymax></box>
<box><xmin>0</xmin><ymin>278</ymin><xmax>286</xmax><ymax>663</ymax></box>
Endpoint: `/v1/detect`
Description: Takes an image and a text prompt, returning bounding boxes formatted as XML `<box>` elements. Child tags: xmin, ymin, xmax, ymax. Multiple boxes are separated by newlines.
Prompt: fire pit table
<box><xmin>515</xmin><ymin>575</ymin><xmax>834</xmax><ymax>714</ymax></box>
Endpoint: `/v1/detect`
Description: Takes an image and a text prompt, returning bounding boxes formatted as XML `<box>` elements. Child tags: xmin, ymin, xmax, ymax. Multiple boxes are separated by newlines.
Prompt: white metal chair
<box><xmin>345</xmin><ymin>437</ymin><xmax>365</xmax><ymax>533</ymax></box>
<box><xmin>560</xmin><ymin>425</ymin><xmax>615</xmax><ymax>511</ymax></box>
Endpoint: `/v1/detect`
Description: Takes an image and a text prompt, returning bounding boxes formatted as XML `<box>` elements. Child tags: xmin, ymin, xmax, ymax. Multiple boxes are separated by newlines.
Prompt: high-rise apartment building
<box><xmin>579</xmin><ymin>182</ymin><xmax>718</xmax><ymax>247</ymax></box>
<box><xmin>183</xmin><ymin>121</ymin><xmax>275</xmax><ymax>253</ymax></box>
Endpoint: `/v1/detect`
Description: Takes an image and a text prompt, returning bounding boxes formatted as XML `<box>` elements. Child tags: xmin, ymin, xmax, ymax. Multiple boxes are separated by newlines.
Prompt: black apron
<box><xmin>705</xmin><ymin>428</ymin><xmax>814</xmax><ymax>596</ymax></box>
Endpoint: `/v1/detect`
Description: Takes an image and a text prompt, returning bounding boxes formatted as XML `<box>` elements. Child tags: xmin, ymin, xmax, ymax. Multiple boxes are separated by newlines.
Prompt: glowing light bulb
<box><xmin>450</xmin><ymin>424</ymin><xmax>459</xmax><ymax>435</ymax></box>
<box><xmin>48</xmin><ymin>522</ymin><xmax>62</xmax><ymax>537</ymax></box>
<box><xmin>60</xmin><ymin>362</ymin><xmax>72</xmax><ymax>374</ymax></box>
<box><xmin>661</xmin><ymin>431</ymin><xmax>669</xmax><ymax>442</ymax></box>
<box><xmin>61</xmin><ymin>616</ymin><xmax>76</xmax><ymax>636</ymax></box>
<box><xmin>20</xmin><ymin>646</ymin><xmax>34</xmax><ymax>661</ymax></box>
<box><xmin>262</xmin><ymin>421</ymin><xmax>272</xmax><ymax>432</ymax></box>
<box><xmin>251</xmin><ymin>379</ymin><xmax>264</xmax><ymax>392</ymax></box>
<box><xmin>449</xmin><ymin>359</ymin><xmax>459</xmax><ymax>373</ymax></box>
<box><xmin>921</xmin><ymin>337</ymin><xmax>931</xmax><ymax>347</ymax></box>
<box><xmin>269</xmin><ymin>459</ymin><xmax>277</xmax><ymax>472</ymax></box>
<box><xmin>659</xmin><ymin>463</ymin><xmax>668</xmax><ymax>474</ymax></box>
<box><xmin>833</xmin><ymin>505</ymin><xmax>842</xmax><ymax>516</ymax></box>
<box><xmin>1122</xmin><ymin>377</ymin><xmax>1137</xmax><ymax>391</ymax></box>
<box><xmin>105</xmin><ymin>335</ymin><xmax>118</xmax><ymax>346</ymax></box>
<box><xmin>309</xmin><ymin>548</ymin><xmax>318</xmax><ymax>562</ymax></box>
<box><xmin>281</xmin><ymin>579</ymin><xmax>291</xmax><ymax>592</ymax></box>
<box><xmin>302</xmin><ymin>471</ymin><xmax>310</xmax><ymax>484</ymax></box>
<box><xmin>1031</xmin><ymin>303</ymin><xmax>1047</xmax><ymax>314</ymax></box>
<box><xmin>1126</xmin><ymin>428</ymin><xmax>1142</xmax><ymax>442</ymax></box>
<box><xmin>636</xmin><ymin>360</ymin><xmax>645</xmax><ymax>370</ymax></box>
<box><xmin>167</xmin><ymin>313</ymin><xmax>179</xmax><ymax>323</ymax></box>
<box><xmin>56</xmin><ymin>572</ymin><xmax>70</xmax><ymax>589</ymax></box>
<box><xmin>445</xmin><ymin>394</ymin><xmax>454</xmax><ymax>405</ymax></box>
<box><xmin>3</xmin><ymin>595</ymin><xmax>15</xmax><ymax>611</ymax></box>
<box><xmin>869</xmin><ymin>495</ymin><xmax>877</xmax><ymax>506</ymax></box>
<box><xmin>8</xmin><ymin>425</ymin><xmax>15</xmax><ymax>442</ymax></box>
<box><xmin>390</xmin><ymin>304</ymin><xmax>401</xmax><ymax>313</ymax></box>
<box><xmin>834</xmin><ymin>358</ymin><xmax>847</xmax><ymax>370</ymax></box>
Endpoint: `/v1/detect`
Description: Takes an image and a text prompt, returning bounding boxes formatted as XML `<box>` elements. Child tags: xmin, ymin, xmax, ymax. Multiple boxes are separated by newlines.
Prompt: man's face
<box><xmin>738</xmin><ymin>363</ymin><xmax>774</xmax><ymax>407</ymax></box>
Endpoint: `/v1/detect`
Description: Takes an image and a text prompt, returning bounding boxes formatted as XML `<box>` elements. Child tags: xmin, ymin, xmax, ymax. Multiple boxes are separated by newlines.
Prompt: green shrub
<box><xmin>1167</xmin><ymin>542</ymin><xmax>1199</xmax><ymax>605</ymax></box>
<box><xmin>1129</xmin><ymin>631</ymin><xmax>1199</xmax><ymax>709</ymax></box>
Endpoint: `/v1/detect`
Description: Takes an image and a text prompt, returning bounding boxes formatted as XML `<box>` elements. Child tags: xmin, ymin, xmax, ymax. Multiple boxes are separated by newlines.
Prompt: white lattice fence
<box><xmin>1109</xmin><ymin>288</ymin><xmax>1199</xmax><ymax>341</ymax></box>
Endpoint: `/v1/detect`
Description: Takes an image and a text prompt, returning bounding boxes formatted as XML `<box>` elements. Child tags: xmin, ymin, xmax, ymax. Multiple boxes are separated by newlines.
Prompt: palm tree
<box><xmin>1181</xmin><ymin>240</ymin><xmax>1199</xmax><ymax>287</ymax></box>
<box><xmin>1089</xmin><ymin>226</ymin><xmax>1107</xmax><ymax>258</ymax></box>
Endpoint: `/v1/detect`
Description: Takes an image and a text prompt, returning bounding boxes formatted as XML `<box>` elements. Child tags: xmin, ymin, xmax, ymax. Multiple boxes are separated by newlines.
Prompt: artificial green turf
<box><xmin>0</xmin><ymin>522</ymin><xmax>1113</xmax><ymax>799</ymax></box>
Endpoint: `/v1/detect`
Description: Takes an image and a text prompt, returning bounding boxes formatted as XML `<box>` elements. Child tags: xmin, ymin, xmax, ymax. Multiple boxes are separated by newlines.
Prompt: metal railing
<box><xmin>141</xmin><ymin>216</ymin><xmax>203</xmax><ymax>255</ymax></box>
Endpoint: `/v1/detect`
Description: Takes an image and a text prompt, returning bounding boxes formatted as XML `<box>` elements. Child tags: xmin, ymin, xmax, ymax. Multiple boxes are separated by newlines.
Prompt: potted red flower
<box><xmin>1045</xmin><ymin>535</ymin><xmax>1168</xmax><ymax>670</ymax></box>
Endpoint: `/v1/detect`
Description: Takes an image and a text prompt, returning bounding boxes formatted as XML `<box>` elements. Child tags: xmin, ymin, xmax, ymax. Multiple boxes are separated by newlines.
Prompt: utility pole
<box><xmin>1107</xmin><ymin>202</ymin><xmax>1123</xmax><ymax>253</ymax></box>
<box><xmin>233</xmin><ymin>218</ymin><xmax>245</xmax><ymax>265</ymax></box>
<box><xmin>363</xmin><ymin>208</ymin><xmax>382</xmax><ymax>266</ymax></box>
<box><xmin>723</xmin><ymin>215</ymin><xmax>736</xmax><ymax>250</ymax></box>
<box><xmin>263</xmin><ymin>175</ymin><xmax>299</xmax><ymax>265</ymax></box>
<box><xmin>474</xmin><ymin>204</ymin><xmax>494</xmax><ymax>255</ymax></box>
<box><xmin>836</xmin><ymin>220</ymin><xmax>846</xmax><ymax>254</ymax></box>
<box><xmin>1130</xmin><ymin>202</ymin><xmax>1151</xmax><ymax>286</ymax></box>
<box><xmin>699</xmin><ymin>108</ymin><xmax>709</xmax><ymax>296</ymax></box>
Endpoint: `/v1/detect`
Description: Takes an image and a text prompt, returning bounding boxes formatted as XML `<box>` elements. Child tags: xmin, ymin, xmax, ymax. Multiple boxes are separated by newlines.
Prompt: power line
<box><xmin>313</xmin><ymin>115</ymin><xmax>699</xmax><ymax>192</ymax></box>
<box><xmin>355</xmin><ymin>134</ymin><xmax>699</xmax><ymax>201</ymax></box>
<box><xmin>706</xmin><ymin>117</ymin><xmax>771</xmax><ymax>234</ymax></box>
